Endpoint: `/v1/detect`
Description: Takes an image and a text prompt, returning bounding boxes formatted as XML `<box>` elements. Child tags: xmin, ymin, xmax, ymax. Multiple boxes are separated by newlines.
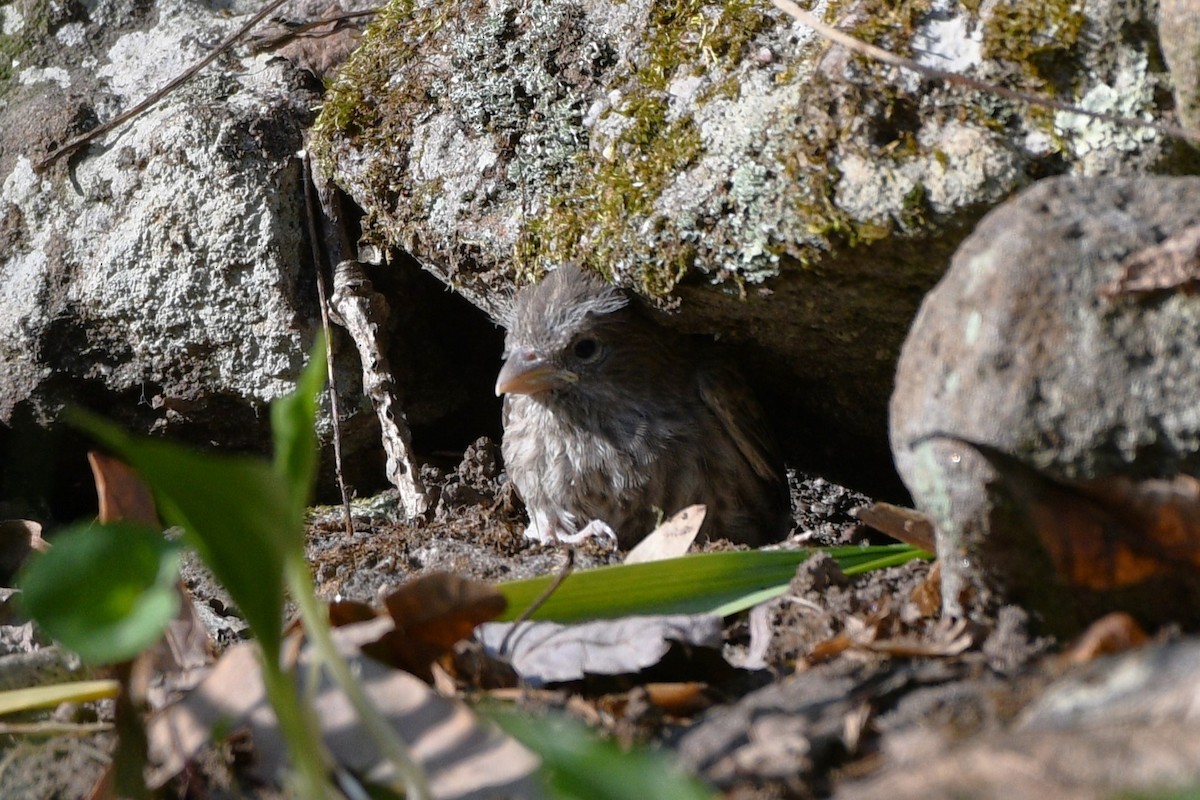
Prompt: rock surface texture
<box><xmin>0</xmin><ymin>0</ymin><xmax>504</xmax><ymax>509</ymax></box>
<box><xmin>311</xmin><ymin>0</ymin><xmax>1186</xmax><ymax>493</ymax></box>
<box><xmin>0</xmin><ymin>0</ymin><xmax>319</xmax><ymax>465</ymax></box>
<box><xmin>890</xmin><ymin>175</ymin><xmax>1200</xmax><ymax>632</ymax></box>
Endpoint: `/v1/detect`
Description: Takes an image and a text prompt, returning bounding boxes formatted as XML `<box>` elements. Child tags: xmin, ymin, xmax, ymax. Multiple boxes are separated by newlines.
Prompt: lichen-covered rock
<box><xmin>0</xmin><ymin>0</ymin><xmax>504</xmax><ymax>512</ymax></box>
<box><xmin>312</xmin><ymin>0</ymin><xmax>1182</xmax><ymax>493</ymax></box>
<box><xmin>1159</xmin><ymin>0</ymin><xmax>1200</xmax><ymax>134</ymax></box>
<box><xmin>890</xmin><ymin>175</ymin><xmax>1200</xmax><ymax>632</ymax></box>
<box><xmin>0</xmin><ymin>0</ymin><xmax>319</xmax><ymax>450</ymax></box>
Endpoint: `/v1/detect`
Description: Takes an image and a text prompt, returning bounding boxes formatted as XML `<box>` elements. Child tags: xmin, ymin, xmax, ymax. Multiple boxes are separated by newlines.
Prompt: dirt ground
<box><xmin>286</xmin><ymin>438</ymin><xmax>1060</xmax><ymax>800</ymax></box>
<box><xmin>6</xmin><ymin>436</ymin><xmax>1192</xmax><ymax>799</ymax></box>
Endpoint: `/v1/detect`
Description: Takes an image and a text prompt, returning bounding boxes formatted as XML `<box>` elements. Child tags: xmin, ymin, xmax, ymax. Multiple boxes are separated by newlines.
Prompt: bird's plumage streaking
<box><xmin>495</xmin><ymin>265</ymin><xmax>791</xmax><ymax>548</ymax></box>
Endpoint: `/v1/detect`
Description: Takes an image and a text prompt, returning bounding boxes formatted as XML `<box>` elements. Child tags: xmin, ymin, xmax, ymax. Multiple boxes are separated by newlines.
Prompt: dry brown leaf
<box><xmin>852</xmin><ymin>502</ymin><xmax>936</xmax><ymax>552</ymax></box>
<box><xmin>643</xmin><ymin>682</ymin><xmax>713</xmax><ymax>717</ymax></box>
<box><xmin>1061</xmin><ymin>612</ymin><xmax>1149</xmax><ymax>665</ymax></box>
<box><xmin>250</xmin><ymin>3</ymin><xmax>369</xmax><ymax>79</ymax></box>
<box><xmin>329</xmin><ymin>597</ymin><xmax>379</xmax><ymax>627</ymax></box>
<box><xmin>807</xmin><ymin>608</ymin><xmax>971</xmax><ymax>664</ymax></box>
<box><xmin>945</xmin><ymin>438</ymin><xmax>1200</xmax><ymax>590</ymax></box>
<box><xmin>805</xmin><ymin>631</ymin><xmax>855</xmax><ymax>664</ymax></box>
<box><xmin>909</xmin><ymin>560</ymin><xmax>942</xmax><ymax>617</ymax></box>
<box><xmin>805</xmin><ymin>615</ymin><xmax>883</xmax><ymax>665</ymax></box>
<box><xmin>624</xmin><ymin>504</ymin><xmax>706</xmax><ymax>564</ymax></box>
<box><xmin>89</xmin><ymin>450</ymin><xmax>160</xmax><ymax>527</ymax></box>
<box><xmin>861</xmin><ymin>618</ymin><xmax>974</xmax><ymax>658</ymax></box>
<box><xmin>446</xmin><ymin>640</ymin><xmax>520</xmax><ymax>691</ymax></box>
<box><xmin>1099</xmin><ymin>223</ymin><xmax>1200</xmax><ymax>298</ymax></box>
<box><xmin>365</xmin><ymin>573</ymin><xmax>507</xmax><ymax>682</ymax></box>
<box><xmin>148</xmin><ymin>624</ymin><xmax>542</xmax><ymax>798</ymax></box>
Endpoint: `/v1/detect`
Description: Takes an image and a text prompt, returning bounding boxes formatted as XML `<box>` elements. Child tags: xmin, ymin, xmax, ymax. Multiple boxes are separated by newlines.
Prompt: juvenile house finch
<box><xmin>495</xmin><ymin>265</ymin><xmax>792</xmax><ymax>548</ymax></box>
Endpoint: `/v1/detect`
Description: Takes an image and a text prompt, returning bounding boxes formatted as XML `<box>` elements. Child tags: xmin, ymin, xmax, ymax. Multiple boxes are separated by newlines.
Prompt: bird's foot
<box><xmin>555</xmin><ymin>518</ymin><xmax>618</xmax><ymax>546</ymax></box>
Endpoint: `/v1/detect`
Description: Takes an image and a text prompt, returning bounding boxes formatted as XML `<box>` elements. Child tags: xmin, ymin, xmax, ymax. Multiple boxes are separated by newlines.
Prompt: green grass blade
<box><xmin>496</xmin><ymin>545</ymin><xmax>929</xmax><ymax>623</ymax></box>
<box><xmin>0</xmin><ymin>680</ymin><xmax>120</xmax><ymax>716</ymax></box>
<box><xmin>272</xmin><ymin>334</ymin><xmax>326</xmax><ymax>536</ymax></box>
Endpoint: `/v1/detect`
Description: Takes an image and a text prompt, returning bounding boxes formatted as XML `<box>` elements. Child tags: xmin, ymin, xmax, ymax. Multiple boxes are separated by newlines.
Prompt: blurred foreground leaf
<box><xmin>68</xmin><ymin>410</ymin><xmax>292</xmax><ymax>661</ymax></box>
<box><xmin>491</xmin><ymin>710</ymin><xmax>714</xmax><ymax>800</ymax></box>
<box><xmin>20</xmin><ymin>522</ymin><xmax>181</xmax><ymax>664</ymax></box>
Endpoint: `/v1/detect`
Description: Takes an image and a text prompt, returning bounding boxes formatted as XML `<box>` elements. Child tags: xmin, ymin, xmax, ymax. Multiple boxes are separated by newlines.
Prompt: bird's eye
<box><xmin>572</xmin><ymin>338</ymin><xmax>600</xmax><ymax>361</ymax></box>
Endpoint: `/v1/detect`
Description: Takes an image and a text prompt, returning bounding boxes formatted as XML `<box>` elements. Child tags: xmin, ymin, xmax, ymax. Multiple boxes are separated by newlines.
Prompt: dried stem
<box><xmin>302</xmin><ymin>153</ymin><xmax>355</xmax><ymax>538</ymax></box>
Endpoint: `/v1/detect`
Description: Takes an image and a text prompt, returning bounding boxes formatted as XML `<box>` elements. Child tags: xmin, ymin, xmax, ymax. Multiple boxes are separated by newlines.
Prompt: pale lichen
<box><xmin>310</xmin><ymin>0</ymin><xmax>1174</xmax><ymax>301</ymax></box>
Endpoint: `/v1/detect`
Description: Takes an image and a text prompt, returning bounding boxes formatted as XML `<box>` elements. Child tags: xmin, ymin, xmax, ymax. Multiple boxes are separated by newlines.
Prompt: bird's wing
<box><xmin>697</xmin><ymin>362</ymin><xmax>782</xmax><ymax>483</ymax></box>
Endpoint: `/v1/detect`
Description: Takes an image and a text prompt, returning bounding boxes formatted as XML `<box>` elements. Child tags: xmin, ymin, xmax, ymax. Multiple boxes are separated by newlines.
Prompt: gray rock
<box><xmin>0</xmin><ymin>0</ymin><xmax>318</xmax><ymax>443</ymax></box>
<box><xmin>842</xmin><ymin>639</ymin><xmax>1200</xmax><ymax>800</ymax></box>
<box><xmin>311</xmin><ymin>0</ymin><xmax>1179</xmax><ymax>492</ymax></box>
<box><xmin>890</xmin><ymin>175</ymin><xmax>1200</xmax><ymax>632</ymax></box>
<box><xmin>0</xmin><ymin>0</ymin><xmax>507</xmax><ymax>509</ymax></box>
<box><xmin>1159</xmin><ymin>0</ymin><xmax>1200</xmax><ymax>134</ymax></box>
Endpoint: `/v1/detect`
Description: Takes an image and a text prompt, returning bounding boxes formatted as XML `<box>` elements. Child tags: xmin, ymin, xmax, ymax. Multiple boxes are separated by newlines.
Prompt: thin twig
<box><xmin>302</xmin><ymin>152</ymin><xmax>355</xmax><ymax>539</ymax></box>
<box><xmin>772</xmin><ymin>0</ymin><xmax>1200</xmax><ymax>145</ymax></box>
<box><xmin>251</xmin><ymin>9</ymin><xmax>378</xmax><ymax>52</ymax></box>
<box><xmin>35</xmin><ymin>0</ymin><xmax>295</xmax><ymax>171</ymax></box>
<box><xmin>498</xmin><ymin>549</ymin><xmax>576</xmax><ymax>655</ymax></box>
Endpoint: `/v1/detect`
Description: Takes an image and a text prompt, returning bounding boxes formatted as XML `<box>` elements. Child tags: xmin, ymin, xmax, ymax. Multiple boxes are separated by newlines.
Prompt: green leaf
<box><xmin>0</xmin><ymin>680</ymin><xmax>121</xmax><ymax>715</ymax></box>
<box><xmin>496</xmin><ymin>545</ymin><xmax>929</xmax><ymax>623</ymax></box>
<box><xmin>272</xmin><ymin>334</ymin><xmax>327</xmax><ymax>534</ymax></box>
<box><xmin>18</xmin><ymin>522</ymin><xmax>182</xmax><ymax>664</ymax></box>
<box><xmin>491</xmin><ymin>710</ymin><xmax>715</xmax><ymax>800</ymax></box>
<box><xmin>68</xmin><ymin>410</ymin><xmax>292</xmax><ymax>660</ymax></box>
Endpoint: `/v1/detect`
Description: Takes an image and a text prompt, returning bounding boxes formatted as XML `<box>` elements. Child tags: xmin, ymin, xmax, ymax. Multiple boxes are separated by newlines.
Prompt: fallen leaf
<box><xmin>446</xmin><ymin>640</ymin><xmax>520</xmax><ymax>691</ymax></box>
<box><xmin>643</xmin><ymin>682</ymin><xmax>713</xmax><ymax>717</ymax></box>
<box><xmin>909</xmin><ymin>560</ymin><xmax>942</xmax><ymax>617</ymax></box>
<box><xmin>935</xmin><ymin>437</ymin><xmax>1200</xmax><ymax>590</ymax></box>
<box><xmin>852</xmin><ymin>502</ymin><xmax>936</xmax><ymax>552</ymax></box>
<box><xmin>806</xmin><ymin>631</ymin><xmax>857</xmax><ymax>664</ymax></box>
<box><xmin>329</xmin><ymin>597</ymin><xmax>379</xmax><ymax>627</ymax></box>
<box><xmin>1099</xmin><ymin>223</ymin><xmax>1200</xmax><ymax>298</ymax></box>
<box><xmin>477</xmin><ymin>614</ymin><xmax>725</xmax><ymax>686</ymax></box>
<box><xmin>861</xmin><ymin>617</ymin><xmax>974</xmax><ymax>658</ymax></box>
<box><xmin>147</xmin><ymin>621</ymin><xmax>543</xmax><ymax>799</ymax></box>
<box><xmin>250</xmin><ymin>2</ymin><xmax>370</xmax><ymax>79</ymax></box>
<box><xmin>1061</xmin><ymin>612</ymin><xmax>1149</xmax><ymax>665</ymax></box>
<box><xmin>625</xmin><ymin>505</ymin><xmax>706</xmax><ymax>564</ymax></box>
<box><xmin>89</xmin><ymin>451</ymin><xmax>160</xmax><ymax>527</ymax></box>
<box><xmin>367</xmin><ymin>573</ymin><xmax>507</xmax><ymax>682</ymax></box>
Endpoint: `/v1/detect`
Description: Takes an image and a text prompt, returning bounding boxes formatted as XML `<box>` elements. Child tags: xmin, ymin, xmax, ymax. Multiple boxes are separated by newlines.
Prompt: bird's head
<box><xmin>496</xmin><ymin>265</ymin><xmax>631</xmax><ymax>398</ymax></box>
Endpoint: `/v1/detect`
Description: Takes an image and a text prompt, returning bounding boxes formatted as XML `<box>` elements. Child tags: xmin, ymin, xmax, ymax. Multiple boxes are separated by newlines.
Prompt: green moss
<box><xmin>313</xmin><ymin>0</ymin><xmax>1004</xmax><ymax>300</ymax></box>
<box><xmin>838</xmin><ymin>0</ymin><xmax>934</xmax><ymax>61</ymax></box>
<box><xmin>981</xmin><ymin>0</ymin><xmax>1086</xmax><ymax>91</ymax></box>
<box><xmin>512</xmin><ymin>0</ymin><xmax>778</xmax><ymax>296</ymax></box>
<box><xmin>310</xmin><ymin>0</ymin><xmax>447</xmax><ymax>173</ymax></box>
<box><xmin>519</xmin><ymin>107</ymin><xmax>704</xmax><ymax>295</ymax></box>
<box><xmin>0</xmin><ymin>0</ymin><xmax>54</xmax><ymax>96</ymax></box>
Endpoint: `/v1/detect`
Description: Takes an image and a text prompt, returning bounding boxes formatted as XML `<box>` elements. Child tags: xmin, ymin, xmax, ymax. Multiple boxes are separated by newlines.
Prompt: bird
<box><xmin>495</xmin><ymin>264</ymin><xmax>792</xmax><ymax>549</ymax></box>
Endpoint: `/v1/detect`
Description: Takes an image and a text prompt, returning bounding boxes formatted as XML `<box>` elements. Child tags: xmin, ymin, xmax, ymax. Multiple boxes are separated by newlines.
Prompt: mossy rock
<box><xmin>311</xmin><ymin>0</ymin><xmax>1177</xmax><ymax>494</ymax></box>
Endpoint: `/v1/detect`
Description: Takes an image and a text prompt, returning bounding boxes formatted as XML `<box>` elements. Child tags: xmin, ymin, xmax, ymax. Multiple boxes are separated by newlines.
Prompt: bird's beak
<box><xmin>495</xmin><ymin>349</ymin><xmax>578</xmax><ymax>396</ymax></box>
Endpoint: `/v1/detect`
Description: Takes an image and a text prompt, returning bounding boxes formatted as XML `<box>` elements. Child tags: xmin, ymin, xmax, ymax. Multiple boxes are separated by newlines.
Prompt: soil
<box><xmin>288</xmin><ymin>439</ymin><xmax>1056</xmax><ymax>799</ymax></box>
